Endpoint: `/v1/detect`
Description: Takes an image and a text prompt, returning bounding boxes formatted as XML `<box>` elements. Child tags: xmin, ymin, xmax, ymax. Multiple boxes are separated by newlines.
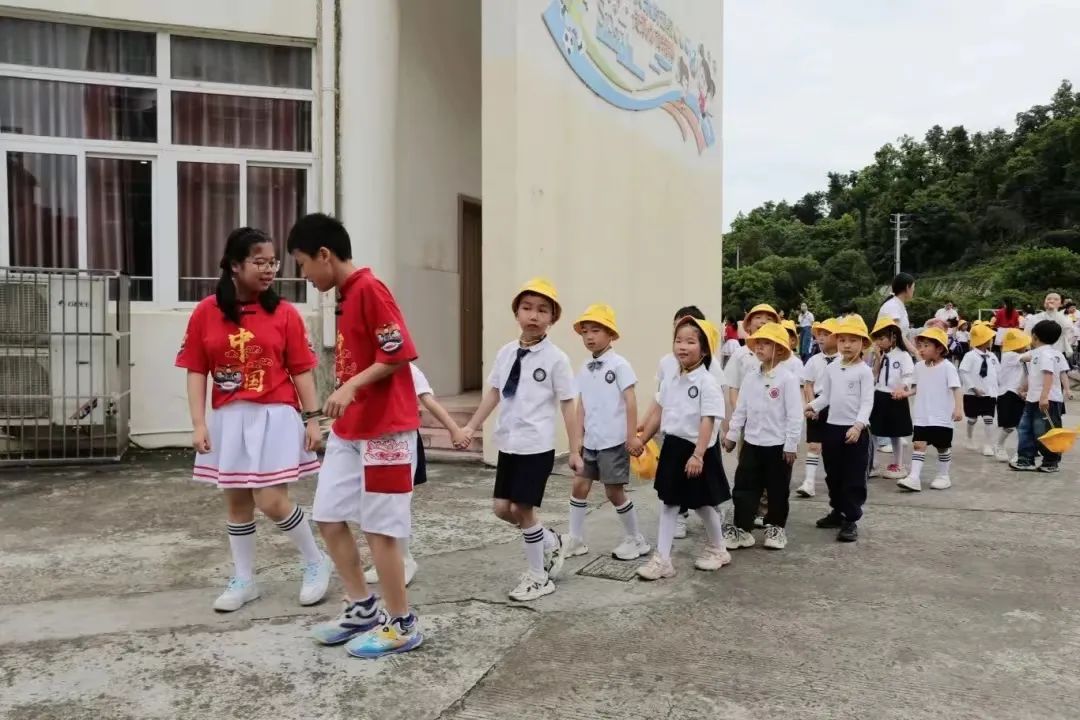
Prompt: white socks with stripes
<box><xmin>938</xmin><ymin>450</ymin><xmax>952</xmax><ymax>478</ymax></box>
<box><xmin>227</xmin><ymin>521</ymin><xmax>256</xmax><ymax>581</ymax></box>
<box><xmin>569</xmin><ymin>497</ymin><xmax>588</xmax><ymax>540</ymax></box>
<box><xmin>276</xmin><ymin>505</ymin><xmax>323</xmax><ymax>565</ymax></box>
<box><xmin>909</xmin><ymin>452</ymin><xmax>925</xmax><ymax>483</ymax></box>
<box><xmin>522</xmin><ymin>524</ymin><xmax>547</xmax><ymax>575</ymax></box>
<box><xmin>804</xmin><ymin>453</ymin><xmax>820</xmax><ymax>484</ymax></box>
<box><xmin>983</xmin><ymin>417</ymin><xmax>995</xmax><ymax>444</ymax></box>
<box><xmin>615</xmin><ymin>499</ymin><xmax>641</xmax><ymax>537</ymax></box>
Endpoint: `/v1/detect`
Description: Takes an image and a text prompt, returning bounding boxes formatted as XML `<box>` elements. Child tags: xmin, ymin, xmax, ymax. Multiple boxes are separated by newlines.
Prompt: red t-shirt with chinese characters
<box><xmin>333</xmin><ymin>268</ymin><xmax>419</xmax><ymax>440</ymax></box>
<box><xmin>175</xmin><ymin>297</ymin><xmax>318</xmax><ymax>410</ymax></box>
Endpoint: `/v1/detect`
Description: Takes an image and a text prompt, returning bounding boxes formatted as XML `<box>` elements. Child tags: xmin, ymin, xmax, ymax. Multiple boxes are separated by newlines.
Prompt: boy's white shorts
<box><xmin>313</xmin><ymin>430</ymin><xmax>416</xmax><ymax>538</ymax></box>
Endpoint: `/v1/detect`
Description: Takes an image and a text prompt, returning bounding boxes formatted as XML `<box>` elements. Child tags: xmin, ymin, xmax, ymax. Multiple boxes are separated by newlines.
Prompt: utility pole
<box><xmin>891</xmin><ymin>213</ymin><xmax>910</xmax><ymax>276</ymax></box>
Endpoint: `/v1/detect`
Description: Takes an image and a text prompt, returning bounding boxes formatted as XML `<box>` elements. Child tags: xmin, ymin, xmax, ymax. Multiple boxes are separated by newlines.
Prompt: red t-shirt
<box><xmin>993</xmin><ymin>308</ymin><xmax>1021</xmax><ymax>329</ymax></box>
<box><xmin>333</xmin><ymin>268</ymin><xmax>419</xmax><ymax>440</ymax></box>
<box><xmin>175</xmin><ymin>297</ymin><xmax>317</xmax><ymax>409</ymax></box>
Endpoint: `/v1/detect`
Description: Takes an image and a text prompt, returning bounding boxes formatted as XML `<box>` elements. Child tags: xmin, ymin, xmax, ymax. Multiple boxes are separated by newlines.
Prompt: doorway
<box><xmin>459</xmin><ymin>196</ymin><xmax>482</xmax><ymax>391</ymax></box>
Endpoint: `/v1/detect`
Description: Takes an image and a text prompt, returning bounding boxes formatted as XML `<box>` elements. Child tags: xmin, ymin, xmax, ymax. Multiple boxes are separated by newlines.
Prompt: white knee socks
<box><xmin>657</xmin><ymin>505</ymin><xmax>680</xmax><ymax>561</ymax></box>
<box><xmin>227</xmin><ymin>521</ymin><xmax>256</xmax><ymax>581</ymax></box>
<box><xmin>694</xmin><ymin>506</ymin><xmax>727</xmax><ymax>549</ymax></box>
<box><xmin>614</xmin><ymin>499</ymin><xmax>641</xmax><ymax>537</ymax></box>
<box><xmin>276</xmin><ymin>505</ymin><xmax>323</xmax><ymax>565</ymax></box>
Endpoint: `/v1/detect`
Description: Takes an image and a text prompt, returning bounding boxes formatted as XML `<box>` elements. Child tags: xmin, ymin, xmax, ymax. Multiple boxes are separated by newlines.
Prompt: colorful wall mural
<box><xmin>542</xmin><ymin>0</ymin><xmax>718</xmax><ymax>154</ymax></box>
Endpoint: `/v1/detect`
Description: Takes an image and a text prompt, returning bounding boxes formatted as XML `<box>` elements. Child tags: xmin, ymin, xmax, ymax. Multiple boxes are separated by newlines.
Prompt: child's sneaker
<box><xmin>754</xmin><ymin>515</ymin><xmax>765</xmax><ymax>528</ymax></box>
<box><xmin>869</xmin><ymin>465</ymin><xmax>883</xmax><ymax>478</ymax></box>
<box><xmin>930</xmin><ymin>475</ymin><xmax>952</xmax><ymax>490</ymax></box>
<box><xmin>544</xmin><ymin>533</ymin><xmax>566</xmax><ymax>580</ymax></box>
<box><xmin>299</xmin><ymin>554</ymin><xmax>333</xmax><ymax>606</ymax></box>
<box><xmin>345</xmin><ymin>613</ymin><xmax>423</xmax><ymax>658</ymax></box>
<box><xmin>508</xmin><ymin>570</ymin><xmax>555</xmax><ymax>601</ymax></box>
<box><xmin>212</xmin><ymin>577</ymin><xmax>260</xmax><ymax>612</ymax></box>
<box><xmin>837</xmin><ymin>521</ymin><xmax>858</xmax><ymax>543</ymax></box>
<box><xmin>636</xmin><ymin>554</ymin><xmax>676</xmax><ymax>581</ymax></box>
<box><xmin>763</xmin><ymin>525</ymin><xmax>787</xmax><ymax>550</ymax></box>
<box><xmin>311</xmin><ymin>600</ymin><xmax>384</xmax><ymax>646</ymax></box>
<box><xmin>883</xmin><ymin>464</ymin><xmax>908</xmax><ymax>480</ymax></box>
<box><xmin>815</xmin><ymin>511</ymin><xmax>843</xmax><ymax>529</ymax></box>
<box><xmin>896</xmin><ymin>476</ymin><xmax>922</xmax><ymax>492</ymax></box>
<box><xmin>982</xmin><ymin>445</ymin><xmax>995</xmax><ymax>457</ymax></box>
<box><xmin>994</xmin><ymin>445</ymin><xmax>1010</xmax><ymax>462</ymax></box>
<box><xmin>795</xmin><ymin>479</ymin><xmax>815</xmax><ymax>497</ymax></box>
<box><xmin>1009</xmin><ymin>458</ymin><xmax>1037</xmax><ymax>472</ymax></box>
<box><xmin>879</xmin><ymin>442</ymin><xmax>893</xmax><ymax>454</ymax></box>
<box><xmin>694</xmin><ymin>544</ymin><xmax>731</xmax><ymax>571</ymax></box>
<box><xmin>611</xmin><ymin>535</ymin><xmax>650</xmax><ymax>561</ymax></box>
<box><xmin>1038</xmin><ymin>464</ymin><xmax>1061</xmax><ymax>474</ymax></box>
<box><xmin>967</xmin><ymin>436</ymin><xmax>979</xmax><ymax>451</ymax></box>
<box><xmin>563</xmin><ymin>535</ymin><xmax>590</xmax><ymax>558</ymax></box>
<box><xmin>727</xmin><ymin>527</ymin><xmax>756</xmax><ymax>549</ymax></box>
<box><xmin>363</xmin><ymin>555</ymin><xmax>419</xmax><ymax>587</ymax></box>
<box><xmin>674</xmin><ymin>513</ymin><xmax>688</xmax><ymax>539</ymax></box>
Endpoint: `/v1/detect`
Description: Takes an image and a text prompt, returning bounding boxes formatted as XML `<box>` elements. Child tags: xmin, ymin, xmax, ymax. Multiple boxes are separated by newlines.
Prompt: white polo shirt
<box><xmin>659</xmin><ymin>364</ymin><xmax>725</xmax><ymax>446</ymax></box>
<box><xmin>655</xmin><ymin>351</ymin><xmax>725</xmax><ymax>401</ymax></box>
<box><xmin>959</xmin><ymin>349</ymin><xmax>999</xmax><ymax>398</ymax></box>
<box><xmin>577</xmin><ymin>348</ymin><xmax>637</xmax><ymax>451</ymax></box>
<box><xmin>874</xmin><ymin>348</ymin><xmax>914</xmax><ymax>393</ymax></box>
<box><xmin>998</xmin><ymin>351</ymin><xmax>1026</xmax><ymax>396</ymax></box>
<box><xmin>1025</xmin><ymin>345</ymin><xmax>1066</xmax><ymax>403</ymax></box>
<box><xmin>809</xmin><ymin>359</ymin><xmax>874</xmax><ymax>427</ymax></box>
<box><xmin>912</xmin><ymin>360</ymin><xmax>961</xmax><ymax>427</ymax></box>
<box><xmin>722</xmin><ymin>344</ymin><xmax>758</xmax><ymax>390</ymax></box>
<box><xmin>802</xmin><ymin>352</ymin><xmax>837</xmax><ymax>396</ymax></box>
<box><xmin>779</xmin><ymin>354</ymin><xmax>804</xmax><ymax>380</ymax></box>
<box><xmin>488</xmin><ymin>338</ymin><xmax>576</xmax><ymax>455</ymax></box>
<box><xmin>725</xmin><ymin>364</ymin><xmax>802</xmax><ymax>452</ymax></box>
<box><xmin>410</xmin><ymin>363</ymin><xmax>433</xmax><ymax>397</ymax></box>
<box><xmin>878</xmin><ymin>296</ymin><xmax>911</xmax><ymax>336</ymax></box>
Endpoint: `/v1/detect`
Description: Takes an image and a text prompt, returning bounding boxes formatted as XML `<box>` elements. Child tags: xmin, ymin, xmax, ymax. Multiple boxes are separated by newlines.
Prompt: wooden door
<box><xmin>459</xmin><ymin>197</ymin><xmax>483</xmax><ymax>391</ymax></box>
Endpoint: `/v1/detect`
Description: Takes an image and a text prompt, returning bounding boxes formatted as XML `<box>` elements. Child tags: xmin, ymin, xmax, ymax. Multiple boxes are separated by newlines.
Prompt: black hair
<box><xmin>891</xmin><ymin>272</ymin><xmax>915</xmax><ymax>296</ymax></box>
<box><xmin>216</xmin><ymin>227</ymin><xmax>280</xmax><ymax>325</ymax></box>
<box><xmin>286</xmin><ymin>212</ymin><xmax>353</xmax><ymax>260</ymax></box>
<box><xmin>674</xmin><ymin>305</ymin><xmax>705</xmax><ymax>322</ymax></box>
<box><xmin>1032</xmin><ymin>319</ymin><xmax>1063</xmax><ymax>345</ymax></box>
<box><xmin>947</xmin><ymin>317</ymin><xmax>959</xmax><ymax>328</ymax></box>
<box><xmin>674</xmin><ymin>318</ymin><xmax>713</xmax><ymax>369</ymax></box>
<box><xmin>1002</xmin><ymin>297</ymin><xmax>1015</xmax><ymax>313</ymax></box>
<box><xmin>1023</xmin><ymin>304</ymin><xmax>1035</xmax><ymax>315</ymax></box>
<box><xmin>839</xmin><ymin>301</ymin><xmax>858</xmax><ymax>316</ymax></box>
<box><xmin>873</xmin><ymin>324</ymin><xmax>904</xmax><ymax>349</ymax></box>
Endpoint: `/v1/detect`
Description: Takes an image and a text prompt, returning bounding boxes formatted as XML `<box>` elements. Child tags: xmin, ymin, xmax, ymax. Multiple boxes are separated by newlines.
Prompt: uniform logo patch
<box><xmin>605</xmin><ymin>370</ymin><xmax>616</xmax><ymax>384</ymax></box>
<box><xmin>688</xmin><ymin>386</ymin><xmax>699</xmax><ymax>399</ymax></box>
<box><xmin>847</xmin><ymin>381</ymin><xmax>856</xmax><ymax>391</ymax></box>
<box><xmin>375</xmin><ymin>323</ymin><xmax>404</xmax><ymax>353</ymax></box>
<box><xmin>892</xmin><ymin>361</ymin><xmax>900</xmax><ymax>369</ymax></box>
<box><xmin>769</xmin><ymin>387</ymin><xmax>780</xmax><ymax>399</ymax></box>
<box><xmin>533</xmin><ymin>368</ymin><xmax>547</xmax><ymax>382</ymax></box>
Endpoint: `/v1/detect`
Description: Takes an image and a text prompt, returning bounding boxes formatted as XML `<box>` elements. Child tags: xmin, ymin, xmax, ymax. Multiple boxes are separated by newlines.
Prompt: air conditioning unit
<box><xmin>0</xmin><ymin>274</ymin><xmax>118</xmax><ymax>427</ymax></box>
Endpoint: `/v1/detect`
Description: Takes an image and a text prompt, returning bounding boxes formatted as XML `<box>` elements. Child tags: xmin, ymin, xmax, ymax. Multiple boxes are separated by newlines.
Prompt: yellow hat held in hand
<box><xmin>1002</xmin><ymin>328</ymin><xmax>1032</xmax><ymax>354</ymax></box>
<box><xmin>744</xmin><ymin>303</ymin><xmax>780</xmax><ymax>326</ymax></box>
<box><xmin>574</xmin><ymin>303</ymin><xmax>619</xmax><ymax>339</ymax></box>
<box><xmin>916</xmin><ymin>326</ymin><xmax>949</xmax><ymax>350</ymax></box>
<box><xmin>871</xmin><ymin>316</ymin><xmax>899</xmax><ymax>337</ymax></box>
<box><xmin>969</xmin><ymin>323</ymin><xmax>996</xmax><ymax>349</ymax></box>
<box><xmin>512</xmin><ymin>277</ymin><xmax>561</xmax><ymax>323</ymax></box>
<box><xmin>676</xmin><ymin>316</ymin><xmax>720</xmax><ymax>357</ymax></box>
<box><xmin>834</xmin><ymin>317</ymin><xmax>872</xmax><ymax>347</ymax></box>
<box><xmin>747</xmin><ymin>322</ymin><xmax>793</xmax><ymax>361</ymax></box>
<box><xmin>1039</xmin><ymin>426</ymin><xmax>1080</xmax><ymax>454</ymax></box>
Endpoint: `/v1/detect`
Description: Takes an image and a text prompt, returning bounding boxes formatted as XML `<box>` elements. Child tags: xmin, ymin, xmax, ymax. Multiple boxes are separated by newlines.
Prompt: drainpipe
<box><xmin>317</xmin><ymin>0</ymin><xmax>339</xmax><ymax>349</ymax></box>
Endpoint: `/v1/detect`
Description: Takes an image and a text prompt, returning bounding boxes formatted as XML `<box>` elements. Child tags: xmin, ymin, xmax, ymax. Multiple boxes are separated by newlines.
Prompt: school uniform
<box><xmin>778</xmin><ymin>354</ymin><xmax>804</xmax><ymax>380</ymax></box>
<box><xmin>726</xmin><ymin>363</ymin><xmax>802</xmax><ymax>529</ymax></box>
<box><xmin>1017</xmin><ymin>346</ymin><xmax>1068</xmax><ymax>468</ymax></box>
<box><xmin>176</xmin><ymin>297</ymin><xmax>320</xmax><ymax>489</ymax></box>
<box><xmin>809</xmin><ymin>358</ymin><xmax>874</xmax><ymax>522</ymax></box>
<box><xmin>959</xmin><ymin>349</ymin><xmax>999</xmax><ymax>419</ymax></box>
<box><xmin>722</xmin><ymin>344</ymin><xmax>758</xmax><ymax>393</ymax></box>
<box><xmin>801</xmin><ymin>352</ymin><xmax>837</xmax><ymax>443</ymax></box>
<box><xmin>996</xmin><ymin>351</ymin><xmax>1026</xmax><ymax>429</ymax></box>
<box><xmin>654</xmin><ymin>362</ymin><xmax>730</xmax><ymax>510</ymax></box>
<box><xmin>955</xmin><ymin>330</ymin><xmax>971</xmax><ymax>358</ymax></box>
<box><xmin>578</xmin><ymin>348</ymin><xmax>636</xmax><ymax>483</ymax></box>
<box><xmin>409</xmin><ymin>363</ymin><xmax>432</xmax><ymax>486</ymax></box>
<box><xmin>488</xmin><ymin>337</ymin><xmax>576</xmax><ymax>507</ymax></box>
<box><xmin>911</xmin><ymin>361</ymin><xmax>961</xmax><ymax>450</ymax></box>
<box><xmin>869</xmin><ymin>348</ymin><xmax>914</xmax><ymax>438</ymax></box>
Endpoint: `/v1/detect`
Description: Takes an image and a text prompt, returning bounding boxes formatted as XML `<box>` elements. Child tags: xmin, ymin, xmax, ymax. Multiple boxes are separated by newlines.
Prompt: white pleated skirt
<box><xmin>722</xmin><ymin>339</ymin><xmax>742</xmax><ymax>357</ymax></box>
<box><xmin>192</xmin><ymin>401</ymin><xmax>320</xmax><ymax>489</ymax></box>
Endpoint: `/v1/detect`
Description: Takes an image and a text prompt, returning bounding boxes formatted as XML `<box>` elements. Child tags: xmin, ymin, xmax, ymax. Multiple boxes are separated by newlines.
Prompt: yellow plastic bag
<box><xmin>630</xmin><ymin>439</ymin><xmax>660</xmax><ymax>482</ymax></box>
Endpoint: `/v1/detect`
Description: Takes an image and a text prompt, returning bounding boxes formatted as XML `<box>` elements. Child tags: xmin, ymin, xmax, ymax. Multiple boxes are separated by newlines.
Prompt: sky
<box><xmin>722</xmin><ymin>0</ymin><xmax>1080</xmax><ymax>229</ymax></box>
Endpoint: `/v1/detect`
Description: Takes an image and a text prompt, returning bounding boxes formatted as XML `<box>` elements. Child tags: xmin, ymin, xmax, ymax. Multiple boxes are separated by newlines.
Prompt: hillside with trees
<box><xmin>722</xmin><ymin>79</ymin><xmax>1080</xmax><ymax>323</ymax></box>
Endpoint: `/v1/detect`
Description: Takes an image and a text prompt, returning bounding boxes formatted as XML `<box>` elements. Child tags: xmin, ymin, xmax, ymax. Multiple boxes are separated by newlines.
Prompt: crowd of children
<box><xmin>179</xmin><ymin>219</ymin><xmax>1074</xmax><ymax>659</ymax></box>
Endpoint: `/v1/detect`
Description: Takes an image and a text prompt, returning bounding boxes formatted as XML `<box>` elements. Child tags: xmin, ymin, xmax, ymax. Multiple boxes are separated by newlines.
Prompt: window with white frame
<box><xmin>0</xmin><ymin>15</ymin><xmax>316</xmax><ymax>304</ymax></box>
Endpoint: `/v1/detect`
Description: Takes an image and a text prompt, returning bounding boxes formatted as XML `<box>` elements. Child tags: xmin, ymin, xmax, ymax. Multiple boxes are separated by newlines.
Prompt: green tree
<box><xmin>821</xmin><ymin>249</ymin><xmax>875</xmax><ymax>308</ymax></box>
<box><xmin>723</xmin><ymin>267</ymin><xmax>775</xmax><ymax>316</ymax></box>
<box><xmin>997</xmin><ymin>248</ymin><xmax>1080</xmax><ymax>292</ymax></box>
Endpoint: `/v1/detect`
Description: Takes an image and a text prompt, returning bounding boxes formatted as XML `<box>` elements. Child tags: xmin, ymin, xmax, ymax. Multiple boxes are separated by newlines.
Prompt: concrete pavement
<box><xmin>1</xmin><ymin>419</ymin><xmax>1079</xmax><ymax>720</ymax></box>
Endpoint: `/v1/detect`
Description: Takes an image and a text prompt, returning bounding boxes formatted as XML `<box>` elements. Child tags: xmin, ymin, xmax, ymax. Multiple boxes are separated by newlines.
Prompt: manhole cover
<box><xmin>576</xmin><ymin>555</ymin><xmax>641</xmax><ymax>582</ymax></box>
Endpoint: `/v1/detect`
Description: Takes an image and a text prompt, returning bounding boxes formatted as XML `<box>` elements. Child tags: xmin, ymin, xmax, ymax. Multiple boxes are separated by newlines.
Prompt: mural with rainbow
<box><xmin>542</xmin><ymin>0</ymin><xmax>717</xmax><ymax>155</ymax></box>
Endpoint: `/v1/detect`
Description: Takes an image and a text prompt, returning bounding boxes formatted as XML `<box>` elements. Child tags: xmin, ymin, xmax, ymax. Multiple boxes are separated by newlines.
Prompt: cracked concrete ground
<box><xmin>2</xmin><ymin>411</ymin><xmax>1079</xmax><ymax>720</ymax></box>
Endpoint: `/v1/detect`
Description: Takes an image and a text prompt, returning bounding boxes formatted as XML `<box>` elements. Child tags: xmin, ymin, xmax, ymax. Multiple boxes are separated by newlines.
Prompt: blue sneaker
<box><xmin>310</xmin><ymin>600</ymin><xmax>384</xmax><ymax>646</ymax></box>
<box><xmin>345</xmin><ymin>613</ymin><xmax>424</xmax><ymax>658</ymax></box>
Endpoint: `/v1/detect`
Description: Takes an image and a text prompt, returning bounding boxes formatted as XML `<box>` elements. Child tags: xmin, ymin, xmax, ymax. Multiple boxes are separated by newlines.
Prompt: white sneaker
<box><xmin>883</xmin><ymin>464</ymin><xmax>908</xmax><ymax>480</ymax></box>
<box><xmin>982</xmin><ymin>445</ymin><xmax>995</xmax><ymax>457</ymax></box>
<box><xmin>674</xmin><ymin>514</ymin><xmax>688</xmax><ymax>539</ymax></box>
<box><xmin>763</xmin><ymin>525</ymin><xmax>787</xmax><ymax>550</ymax></box>
<box><xmin>213</xmin><ymin>577</ymin><xmax>260</xmax><ymax>612</ymax></box>
<box><xmin>363</xmin><ymin>555</ymin><xmax>419</xmax><ymax>586</ymax></box>
<box><xmin>563</xmin><ymin>535</ymin><xmax>590</xmax><ymax>558</ymax></box>
<box><xmin>967</xmin><ymin>436</ymin><xmax>979</xmax><ymax>451</ymax></box>
<box><xmin>508</xmin><ymin>570</ymin><xmax>555</xmax><ymax>602</ymax></box>
<box><xmin>930</xmin><ymin>475</ymin><xmax>952</xmax><ymax>490</ymax></box>
<box><xmin>544</xmin><ymin>533</ymin><xmax>566</xmax><ymax>580</ymax></box>
<box><xmin>796</xmin><ymin>479</ymin><xmax>815</xmax><ymax>498</ymax></box>
<box><xmin>299</xmin><ymin>554</ymin><xmax>332</xmax><ymax>606</ymax></box>
<box><xmin>612</xmin><ymin>534</ymin><xmax>651</xmax><ymax>561</ymax></box>
<box><xmin>694</xmin><ymin>543</ymin><xmax>732</xmax><ymax>571</ymax></box>
<box><xmin>994</xmin><ymin>446</ymin><xmax>1010</xmax><ymax>462</ymax></box>
<box><xmin>636</xmin><ymin>554</ymin><xmax>676</xmax><ymax>581</ymax></box>
<box><xmin>897</xmin><ymin>476</ymin><xmax>922</xmax><ymax>492</ymax></box>
<box><xmin>727</xmin><ymin>527</ymin><xmax>756</xmax><ymax>549</ymax></box>
<box><xmin>869</xmin><ymin>466</ymin><xmax>883</xmax><ymax>478</ymax></box>
<box><xmin>879</xmin><ymin>443</ymin><xmax>893</xmax><ymax>454</ymax></box>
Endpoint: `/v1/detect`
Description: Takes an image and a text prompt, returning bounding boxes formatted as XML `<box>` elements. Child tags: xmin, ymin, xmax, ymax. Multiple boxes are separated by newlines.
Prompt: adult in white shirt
<box><xmin>934</xmin><ymin>302</ymin><xmax>959</xmax><ymax>324</ymax></box>
<box><xmin>1024</xmin><ymin>292</ymin><xmax>1073</xmax><ymax>355</ymax></box>
<box><xmin>797</xmin><ymin>303</ymin><xmax>815</xmax><ymax>359</ymax></box>
<box><xmin>876</xmin><ymin>272</ymin><xmax>917</xmax><ymax>354</ymax></box>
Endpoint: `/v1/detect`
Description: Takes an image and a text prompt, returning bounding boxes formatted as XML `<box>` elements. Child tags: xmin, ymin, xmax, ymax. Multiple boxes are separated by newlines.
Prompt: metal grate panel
<box><xmin>576</xmin><ymin>555</ymin><xmax>643</xmax><ymax>582</ymax></box>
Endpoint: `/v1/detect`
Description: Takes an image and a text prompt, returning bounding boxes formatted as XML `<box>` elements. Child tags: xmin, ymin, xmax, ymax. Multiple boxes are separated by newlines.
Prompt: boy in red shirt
<box><xmin>288</xmin><ymin>213</ymin><xmax>423</xmax><ymax>658</ymax></box>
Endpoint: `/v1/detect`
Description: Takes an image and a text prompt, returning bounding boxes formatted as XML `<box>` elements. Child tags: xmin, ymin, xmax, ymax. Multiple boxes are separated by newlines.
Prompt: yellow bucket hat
<box><xmin>916</xmin><ymin>326</ymin><xmax>949</xmax><ymax>351</ymax></box>
<box><xmin>781</xmin><ymin>319</ymin><xmax>798</xmax><ymax>336</ymax></box>
<box><xmin>819</xmin><ymin>317</ymin><xmax>840</xmax><ymax>335</ymax></box>
<box><xmin>747</xmin><ymin>322</ymin><xmax>793</xmax><ymax>361</ymax></box>
<box><xmin>871</xmin><ymin>316</ymin><xmax>899</xmax><ymax>337</ymax></box>
<box><xmin>744</xmin><ymin>303</ymin><xmax>780</xmax><ymax>327</ymax></box>
<box><xmin>834</xmin><ymin>317</ymin><xmax>872</xmax><ymax>347</ymax></box>
<box><xmin>512</xmin><ymin>277</ymin><xmax>561</xmax><ymax>323</ymax></box>
<box><xmin>1002</xmin><ymin>328</ymin><xmax>1032</xmax><ymax>354</ymax></box>
<box><xmin>573</xmin><ymin>303</ymin><xmax>619</xmax><ymax>338</ymax></box>
<box><xmin>675</xmin><ymin>316</ymin><xmax>719</xmax><ymax>357</ymax></box>
<box><xmin>1039</xmin><ymin>426</ymin><xmax>1080</xmax><ymax>454</ymax></box>
<box><xmin>969</xmin><ymin>323</ymin><xmax>996</xmax><ymax>349</ymax></box>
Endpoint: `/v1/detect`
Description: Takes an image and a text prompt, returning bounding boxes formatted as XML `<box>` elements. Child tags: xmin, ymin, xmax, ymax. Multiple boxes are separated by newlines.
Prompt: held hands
<box><xmin>784</xmin><ymin>451</ymin><xmax>797</xmax><ymax>466</ymax></box>
<box><xmin>844</xmin><ymin>424</ymin><xmax>862</xmax><ymax>444</ymax></box>
<box><xmin>722</xmin><ymin>438</ymin><xmax>737</xmax><ymax>454</ymax></box>
<box><xmin>323</xmin><ymin>383</ymin><xmax>357</xmax><ymax>419</ymax></box>
<box><xmin>569</xmin><ymin>452</ymin><xmax>585</xmax><ymax>475</ymax></box>
<box><xmin>891</xmin><ymin>388</ymin><xmax>909</xmax><ymax>400</ymax></box>
<box><xmin>804</xmin><ymin>404</ymin><xmax>818</xmax><ymax>420</ymax></box>
<box><xmin>685</xmin><ymin>454</ymin><xmax>704</xmax><ymax>477</ymax></box>
<box><xmin>626</xmin><ymin>435</ymin><xmax>645</xmax><ymax>457</ymax></box>
<box><xmin>192</xmin><ymin>422</ymin><xmax>211</xmax><ymax>453</ymax></box>
<box><xmin>453</xmin><ymin>425</ymin><xmax>475</xmax><ymax>450</ymax></box>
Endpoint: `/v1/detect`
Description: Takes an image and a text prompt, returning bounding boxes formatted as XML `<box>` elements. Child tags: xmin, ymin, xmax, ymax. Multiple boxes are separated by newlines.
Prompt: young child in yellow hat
<box><xmin>959</xmin><ymin>323</ymin><xmax>1000</xmax><ymax>456</ymax></box>
<box><xmin>459</xmin><ymin>278</ymin><xmax>579</xmax><ymax>602</ymax></box>
<box><xmin>797</xmin><ymin>318</ymin><xmax>840</xmax><ymax>498</ymax></box>
<box><xmin>897</xmin><ymin>328</ymin><xmax>963</xmax><ymax>492</ymax></box>
<box><xmin>993</xmin><ymin>328</ymin><xmax>1031</xmax><ymax>462</ymax></box>
<box><xmin>562</xmin><ymin>304</ymin><xmax>651</xmax><ymax>562</ymax></box>
<box><xmin>869</xmin><ymin>318</ymin><xmax>914</xmax><ymax>481</ymax></box>
<box><xmin>806</xmin><ymin>316</ymin><xmax>875</xmax><ymax>542</ymax></box>
<box><xmin>723</xmin><ymin>323</ymin><xmax>803</xmax><ymax>551</ymax></box>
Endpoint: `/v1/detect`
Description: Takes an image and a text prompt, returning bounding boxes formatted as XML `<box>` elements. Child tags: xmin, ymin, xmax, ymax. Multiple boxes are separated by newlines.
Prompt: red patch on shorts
<box><xmin>364</xmin><ymin>463</ymin><xmax>413</xmax><ymax>494</ymax></box>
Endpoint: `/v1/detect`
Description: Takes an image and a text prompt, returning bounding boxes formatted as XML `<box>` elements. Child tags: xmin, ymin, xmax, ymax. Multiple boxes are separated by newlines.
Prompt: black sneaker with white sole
<box><xmin>1038</xmin><ymin>464</ymin><xmax>1060</xmax><ymax>473</ymax></box>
